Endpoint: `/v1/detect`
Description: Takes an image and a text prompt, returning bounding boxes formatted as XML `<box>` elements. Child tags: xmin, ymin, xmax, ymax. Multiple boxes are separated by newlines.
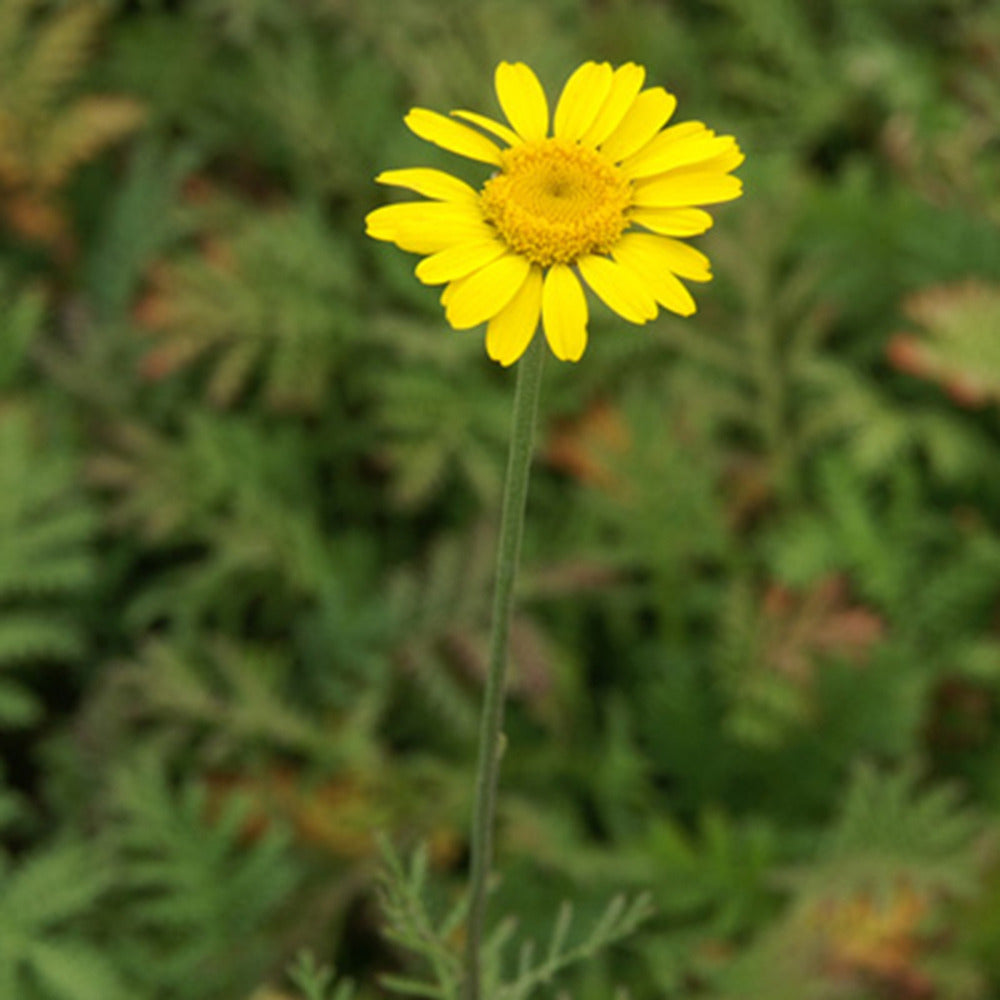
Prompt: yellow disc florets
<box><xmin>479</xmin><ymin>139</ymin><xmax>632</xmax><ymax>268</ymax></box>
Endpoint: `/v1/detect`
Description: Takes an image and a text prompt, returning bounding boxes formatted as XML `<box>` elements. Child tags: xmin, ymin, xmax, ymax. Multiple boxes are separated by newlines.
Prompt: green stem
<box><xmin>463</xmin><ymin>333</ymin><xmax>545</xmax><ymax>1000</ymax></box>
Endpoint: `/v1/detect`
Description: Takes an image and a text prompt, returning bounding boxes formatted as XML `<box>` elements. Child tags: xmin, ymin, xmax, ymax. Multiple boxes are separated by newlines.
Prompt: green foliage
<box><xmin>0</xmin><ymin>842</ymin><xmax>129</xmax><ymax>1000</ymax></box>
<box><xmin>368</xmin><ymin>330</ymin><xmax>511</xmax><ymax>509</ymax></box>
<box><xmin>0</xmin><ymin>401</ymin><xmax>95</xmax><ymax>726</ymax></box>
<box><xmin>114</xmin><ymin>638</ymin><xmax>341</xmax><ymax>763</ymax></box>
<box><xmin>0</xmin><ymin>0</ymin><xmax>143</xmax><ymax>245</ymax></box>
<box><xmin>140</xmin><ymin>202</ymin><xmax>361</xmax><ymax>412</ymax></box>
<box><xmin>108</xmin><ymin>751</ymin><xmax>302</xmax><ymax>998</ymax></box>
<box><xmin>801</xmin><ymin>762</ymin><xmax>982</xmax><ymax>898</ymax></box>
<box><xmin>0</xmin><ymin>266</ymin><xmax>45</xmax><ymax>388</ymax></box>
<box><xmin>83</xmin><ymin>135</ymin><xmax>199</xmax><ymax>324</ymax></box>
<box><xmin>376</xmin><ymin>839</ymin><xmax>652</xmax><ymax>1000</ymax></box>
<box><xmin>703</xmin><ymin>764</ymin><xmax>985</xmax><ymax>1000</ymax></box>
<box><xmin>384</xmin><ymin>521</ymin><xmax>559</xmax><ymax>745</ymax></box>
<box><xmin>241</xmin><ymin>28</ymin><xmax>398</xmax><ymax>199</ymax></box>
<box><xmin>889</xmin><ymin>280</ymin><xmax>1000</xmax><ymax>407</ymax></box>
<box><xmin>767</xmin><ymin>454</ymin><xmax>1000</xmax><ymax>667</ymax></box>
<box><xmin>287</xmin><ymin>951</ymin><xmax>356</xmax><ymax>1000</ymax></box>
<box><xmin>0</xmin><ymin>0</ymin><xmax>999</xmax><ymax>997</ymax></box>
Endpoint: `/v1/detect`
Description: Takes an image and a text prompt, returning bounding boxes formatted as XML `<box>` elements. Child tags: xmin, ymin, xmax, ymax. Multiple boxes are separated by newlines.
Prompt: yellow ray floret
<box><xmin>579</xmin><ymin>63</ymin><xmax>646</xmax><ymax>148</ymax></box>
<box><xmin>486</xmin><ymin>265</ymin><xmax>544</xmax><ymax>366</ymax></box>
<box><xmin>554</xmin><ymin>62</ymin><xmax>614</xmax><ymax>141</ymax></box>
<box><xmin>495</xmin><ymin>61</ymin><xmax>549</xmax><ymax>142</ymax></box>
<box><xmin>577</xmin><ymin>254</ymin><xmax>658</xmax><ymax>325</ymax></box>
<box><xmin>542</xmin><ymin>264</ymin><xmax>588</xmax><ymax>362</ymax></box>
<box><xmin>444</xmin><ymin>254</ymin><xmax>531</xmax><ymax>330</ymax></box>
<box><xmin>376</xmin><ymin>168</ymin><xmax>479</xmax><ymax>202</ymax></box>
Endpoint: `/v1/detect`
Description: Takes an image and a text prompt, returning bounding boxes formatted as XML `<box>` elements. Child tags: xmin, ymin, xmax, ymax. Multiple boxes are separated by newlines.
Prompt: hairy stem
<box><xmin>463</xmin><ymin>333</ymin><xmax>545</xmax><ymax>1000</ymax></box>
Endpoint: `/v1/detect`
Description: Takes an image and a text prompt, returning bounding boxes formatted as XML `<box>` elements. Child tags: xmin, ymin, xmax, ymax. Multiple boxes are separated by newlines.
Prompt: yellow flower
<box><xmin>366</xmin><ymin>61</ymin><xmax>744</xmax><ymax>366</ymax></box>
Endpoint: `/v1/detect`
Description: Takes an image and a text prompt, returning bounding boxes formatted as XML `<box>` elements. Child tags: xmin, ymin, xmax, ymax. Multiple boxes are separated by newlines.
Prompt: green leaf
<box><xmin>25</xmin><ymin>940</ymin><xmax>129</xmax><ymax>1000</ymax></box>
<box><xmin>0</xmin><ymin>272</ymin><xmax>45</xmax><ymax>389</ymax></box>
<box><xmin>0</xmin><ymin>843</ymin><xmax>111</xmax><ymax>932</ymax></box>
<box><xmin>0</xmin><ymin>678</ymin><xmax>42</xmax><ymax>727</ymax></box>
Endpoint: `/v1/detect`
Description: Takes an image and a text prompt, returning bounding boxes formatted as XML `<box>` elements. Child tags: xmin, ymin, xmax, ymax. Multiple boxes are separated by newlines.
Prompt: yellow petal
<box><xmin>451</xmin><ymin>110</ymin><xmax>520</xmax><ymax>147</ymax></box>
<box><xmin>668</xmin><ymin>144</ymin><xmax>745</xmax><ymax>177</ymax></box>
<box><xmin>553</xmin><ymin>62</ymin><xmax>613</xmax><ymax>141</ymax></box>
<box><xmin>630</xmin><ymin>207</ymin><xmax>715</xmax><ymax>236</ymax></box>
<box><xmin>598</xmin><ymin>87</ymin><xmax>677</xmax><ymax>163</ymax></box>
<box><xmin>415</xmin><ymin>238</ymin><xmax>510</xmax><ymax>285</ymax></box>
<box><xmin>578</xmin><ymin>62</ymin><xmax>646</xmax><ymax>148</ymax></box>
<box><xmin>495</xmin><ymin>62</ymin><xmax>549</xmax><ymax>142</ymax></box>
<box><xmin>616</xmin><ymin>232</ymin><xmax>710</xmax><ymax>282</ymax></box>
<box><xmin>542</xmin><ymin>264</ymin><xmax>588</xmax><ymax>361</ymax></box>
<box><xmin>634</xmin><ymin>120</ymin><xmax>706</xmax><ymax>148</ymax></box>
<box><xmin>622</xmin><ymin>132</ymin><xmax>738</xmax><ymax>180</ymax></box>
<box><xmin>376</xmin><ymin>168</ymin><xmax>478</xmax><ymax>202</ymax></box>
<box><xmin>613</xmin><ymin>234</ymin><xmax>699</xmax><ymax>315</ymax></box>
<box><xmin>365</xmin><ymin>202</ymin><xmax>493</xmax><ymax>254</ymax></box>
<box><xmin>578</xmin><ymin>254</ymin><xmax>658</xmax><ymax>324</ymax></box>
<box><xmin>486</xmin><ymin>265</ymin><xmax>543</xmax><ymax>366</ymax></box>
<box><xmin>632</xmin><ymin>172</ymin><xmax>743</xmax><ymax>207</ymax></box>
<box><xmin>444</xmin><ymin>253</ymin><xmax>531</xmax><ymax>329</ymax></box>
<box><xmin>619</xmin><ymin>121</ymin><xmax>707</xmax><ymax>175</ymax></box>
<box><xmin>405</xmin><ymin>108</ymin><xmax>502</xmax><ymax>165</ymax></box>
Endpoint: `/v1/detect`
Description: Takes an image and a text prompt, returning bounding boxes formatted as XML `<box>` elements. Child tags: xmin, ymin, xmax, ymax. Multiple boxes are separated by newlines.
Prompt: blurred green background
<box><xmin>2</xmin><ymin>0</ymin><xmax>1000</xmax><ymax>997</ymax></box>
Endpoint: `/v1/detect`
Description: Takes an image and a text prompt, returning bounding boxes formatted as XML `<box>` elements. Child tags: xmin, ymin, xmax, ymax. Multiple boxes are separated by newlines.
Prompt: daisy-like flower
<box><xmin>366</xmin><ymin>61</ymin><xmax>744</xmax><ymax>366</ymax></box>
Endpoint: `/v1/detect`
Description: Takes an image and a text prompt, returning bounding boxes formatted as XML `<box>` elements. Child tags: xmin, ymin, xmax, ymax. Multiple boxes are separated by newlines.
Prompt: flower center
<box><xmin>479</xmin><ymin>139</ymin><xmax>632</xmax><ymax>268</ymax></box>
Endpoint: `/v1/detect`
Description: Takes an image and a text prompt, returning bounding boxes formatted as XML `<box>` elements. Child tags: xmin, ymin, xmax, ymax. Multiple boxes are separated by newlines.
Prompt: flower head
<box><xmin>366</xmin><ymin>61</ymin><xmax>743</xmax><ymax>365</ymax></box>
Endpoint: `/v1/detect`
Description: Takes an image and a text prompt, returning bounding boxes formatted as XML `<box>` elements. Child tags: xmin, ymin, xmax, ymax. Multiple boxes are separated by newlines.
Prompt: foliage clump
<box><xmin>1</xmin><ymin>0</ymin><xmax>999</xmax><ymax>998</ymax></box>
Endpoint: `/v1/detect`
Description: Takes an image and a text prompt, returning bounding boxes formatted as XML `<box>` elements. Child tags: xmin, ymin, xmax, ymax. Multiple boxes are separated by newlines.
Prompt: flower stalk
<box><xmin>463</xmin><ymin>332</ymin><xmax>545</xmax><ymax>1000</ymax></box>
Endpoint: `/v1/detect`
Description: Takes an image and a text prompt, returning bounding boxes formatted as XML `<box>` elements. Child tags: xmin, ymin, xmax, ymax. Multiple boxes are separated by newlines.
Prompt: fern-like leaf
<box><xmin>13</xmin><ymin>2</ymin><xmax>103</xmax><ymax>117</ymax></box>
<box><xmin>287</xmin><ymin>951</ymin><xmax>356</xmax><ymax>1000</ymax></box>
<box><xmin>117</xmin><ymin>637</ymin><xmax>341</xmax><ymax>763</ymax></box>
<box><xmin>493</xmin><ymin>893</ymin><xmax>653</xmax><ymax>1000</ymax></box>
<box><xmin>0</xmin><ymin>267</ymin><xmax>45</xmax><ymax>389</ymax></box>
<box><xmin>109</xmin><ymin>749</ymin><xmax>303</xmax><ymax>997</ymax></box>
<box><xmin>801</xmin><ymin>761</ymin><xmax>983</xmax><ymax>899</ymax></box>
<box><xmin>0</xmin><ymin>0</ymin><xmax>143</xmax><ymax>247</ymax></box>
<box><xmin>139</xmin><ymin>202</ymin><xmax>360</xmax><ymax>411</ymax></box>
<box><xmin>0</xmin><ymin>404</ymin><xmax>94</xmax><ymax>722</ymax></box>
<box><xmin>37</xmin><ymin>95</ymin><xmax>145</xmax><ymax>188</ymax></box>
<box><xmin>889</xmin><ymin>280</ymin><xmax>1000</xmax><ymax>407</ymax></box>
<box><xmin>0</xmin><ymin>842</ymin><xmax>129</xmax><ymax>1000</ymax></box>
<box><xmin>0</xmin><ymin>0</ymin><xmax>143</xmax><ymax>183</ymax></box>
<box><xmin>376</xmin><ymin>839</ymin><xmax>652</xmax><ymax>1000</ymax></box>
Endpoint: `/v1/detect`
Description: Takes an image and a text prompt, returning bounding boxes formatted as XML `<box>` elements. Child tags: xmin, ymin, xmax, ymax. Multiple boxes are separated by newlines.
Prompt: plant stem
<box><xmin>463</xmin><ymin>333</ymin><xmax>545</xmax><ymax>1000</ymax></box>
